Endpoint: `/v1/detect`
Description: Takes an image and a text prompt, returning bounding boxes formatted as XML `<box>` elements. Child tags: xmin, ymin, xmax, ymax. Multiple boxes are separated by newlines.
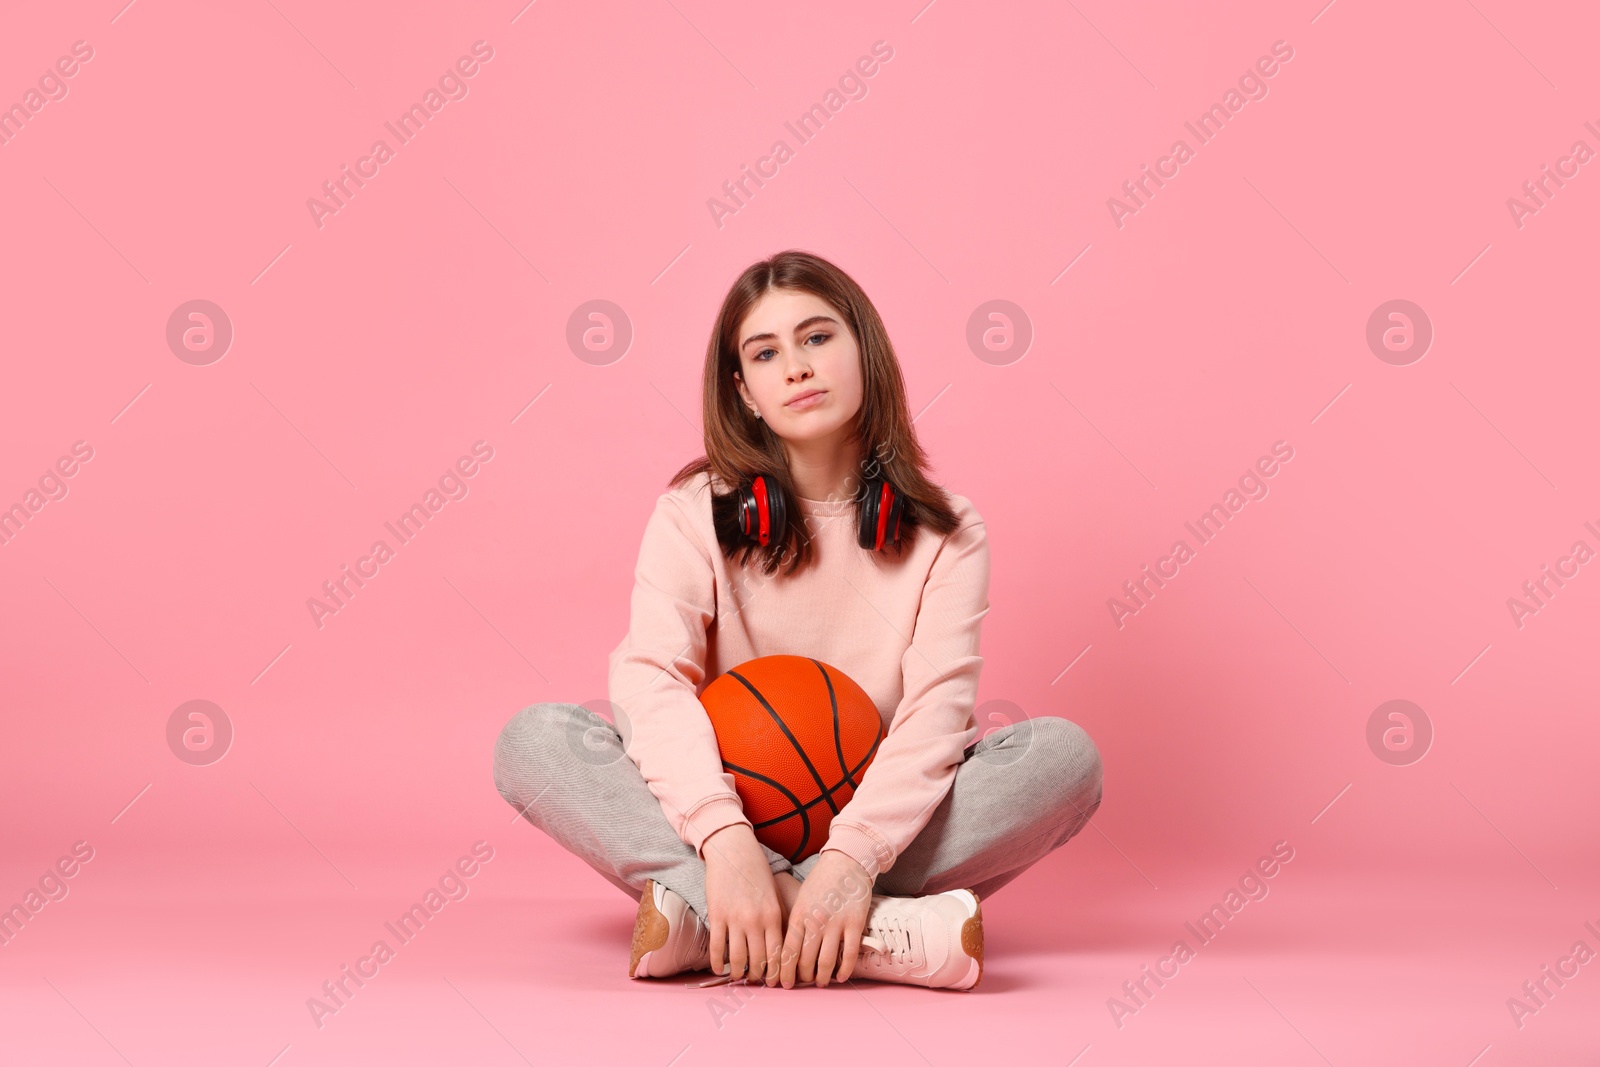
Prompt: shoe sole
<box><xmin>957</xmin><ymin>888</ymin><xmax>984</xmax><ymax>990</ymax></box>
<box><xmin>629</xmin><ymin>879</ymin><xmax>670</xmax><ymax>978</ymax></box>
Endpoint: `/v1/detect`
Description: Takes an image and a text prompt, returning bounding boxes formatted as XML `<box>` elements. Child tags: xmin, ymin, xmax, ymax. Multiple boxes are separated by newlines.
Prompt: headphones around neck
<box><xmin>736</xmin><ymin>472</ymin><xmax>905</xmax><ymax>552</ymax></box>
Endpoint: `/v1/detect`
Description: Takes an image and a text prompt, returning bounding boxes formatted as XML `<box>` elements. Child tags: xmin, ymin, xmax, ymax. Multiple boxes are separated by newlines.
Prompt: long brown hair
<box><xmin>669</xmin><ymin>249</ymin><xmax>962</xmax><ymax>577</ymax></box>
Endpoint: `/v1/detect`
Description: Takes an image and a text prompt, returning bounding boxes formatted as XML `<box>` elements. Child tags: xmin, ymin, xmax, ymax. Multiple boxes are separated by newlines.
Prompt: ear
<box><xmin>733</xmin><ymin>371</ymin><xmax>753</xmax><ymax>410</ymax></box>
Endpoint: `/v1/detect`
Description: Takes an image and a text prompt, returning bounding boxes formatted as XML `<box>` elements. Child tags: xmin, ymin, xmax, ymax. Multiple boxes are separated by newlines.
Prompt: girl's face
<box><xmin>732</xmin><ymin>288</ymin><xmax>863</xmax><ymax>446</ymax></box>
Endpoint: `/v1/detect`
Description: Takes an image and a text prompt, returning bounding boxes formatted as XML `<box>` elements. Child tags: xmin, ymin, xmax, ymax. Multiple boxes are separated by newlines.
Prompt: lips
<box><xmin>786</xmin><ymin>389</ymin><xmax>826</xmax><ymax>406</ymax></box>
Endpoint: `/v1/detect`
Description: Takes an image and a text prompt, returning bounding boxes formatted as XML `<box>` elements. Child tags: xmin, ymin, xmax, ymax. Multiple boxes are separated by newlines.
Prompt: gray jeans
<box><xmin>492</xmin><ymin>701</ymin><xmax>1104</xmax><ymax>922</ymax></box>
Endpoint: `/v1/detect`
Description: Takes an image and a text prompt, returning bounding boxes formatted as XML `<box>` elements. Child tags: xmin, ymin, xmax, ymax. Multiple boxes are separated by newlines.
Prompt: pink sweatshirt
<box><xmin>606</xmin><ymin>469</ymin><xmax>990</xmax><ymax>881</ymax></box>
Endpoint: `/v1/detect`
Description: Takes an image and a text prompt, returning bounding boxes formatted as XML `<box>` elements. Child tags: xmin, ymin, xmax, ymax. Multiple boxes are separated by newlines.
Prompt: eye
<box><xmin>751</xmin><ymin>332</ymin><xmax>827</xmax><ymax>362</ymax></box>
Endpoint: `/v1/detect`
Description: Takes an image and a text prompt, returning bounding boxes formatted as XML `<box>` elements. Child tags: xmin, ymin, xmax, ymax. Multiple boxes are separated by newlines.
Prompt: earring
<box><xmin>751</xmin><ymin>409</ymin><xmax>762</xmax><ymax>419</ymax></box>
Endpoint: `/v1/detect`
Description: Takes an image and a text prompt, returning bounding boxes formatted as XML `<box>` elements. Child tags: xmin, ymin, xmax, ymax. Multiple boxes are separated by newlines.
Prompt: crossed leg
<box><xmin>493</xmin><ymin>701</ymin><xmax>1104</xmax><ymax>922</ymax></box>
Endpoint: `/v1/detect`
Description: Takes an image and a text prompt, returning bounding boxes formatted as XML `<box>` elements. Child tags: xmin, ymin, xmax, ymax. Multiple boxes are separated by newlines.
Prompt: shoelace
<box><xmin>859</xmin><ymin>914</ymin><xmax>913</xmax><ymax>964</ymax></box>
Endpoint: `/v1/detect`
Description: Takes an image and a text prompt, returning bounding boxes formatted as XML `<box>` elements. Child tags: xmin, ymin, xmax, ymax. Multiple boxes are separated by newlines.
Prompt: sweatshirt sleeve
<box><xmin>607</xmin><ymin>492</ymin><xmax>753</xmax><ymax>860</ymax></box>
<box><xmin>819</xmin><ymin>513</ymin><xmax>991</xmax><ymax>881</ymax></box>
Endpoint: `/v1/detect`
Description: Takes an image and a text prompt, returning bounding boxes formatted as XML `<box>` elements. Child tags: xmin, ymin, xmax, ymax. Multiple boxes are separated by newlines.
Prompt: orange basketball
<box><xmin>699</xmin><ymin>655</ymin><xmax>886</xmax><ymax>863</ymax></box>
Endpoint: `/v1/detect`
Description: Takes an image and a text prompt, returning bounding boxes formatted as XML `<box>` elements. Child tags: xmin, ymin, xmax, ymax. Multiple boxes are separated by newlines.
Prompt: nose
<box><xmin>783</xmin><ymin>346</ymin><xmax>812</xmax><ymax>384</ymax></box>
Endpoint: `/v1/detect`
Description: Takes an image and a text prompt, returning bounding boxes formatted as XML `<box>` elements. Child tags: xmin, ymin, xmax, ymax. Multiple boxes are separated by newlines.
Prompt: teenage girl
<box><xmin>494</xmin><ymin>250</ymin><xmax>1104</xmax><ymax>990</ymax></box>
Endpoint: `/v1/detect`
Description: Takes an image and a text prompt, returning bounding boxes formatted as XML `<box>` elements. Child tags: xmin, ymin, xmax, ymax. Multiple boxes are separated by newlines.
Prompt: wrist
<box><xmin>819</xmin><ymin>846</ymin><xmax>874</xmax><ymax>893</ymax></box>
<box><xmin>820</xmin><ymin>847</ymin><xmax>866</xmax><ymax>873</ymax></box>
<box><xmin>701</xmin><ymin>821</ymin><xmax>755</xmax><ymax>858</ymax></box>
<box><xmin>707</xmin><ymin>821</ymin><xmax>753</xmax><ymax>840</ymax></box>
<box><xmin>819</xmin><ymin>823</ymin><xmax>889</xmax><ymax>882</ymax></box>
<box><xmin>687</xmin><ymin>797</ymin><xmax>752</xmax><ymax>859</ymax></box>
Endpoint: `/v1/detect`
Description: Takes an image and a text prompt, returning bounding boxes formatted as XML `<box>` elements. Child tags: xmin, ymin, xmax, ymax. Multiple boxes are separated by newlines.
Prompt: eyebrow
<box><xmin>740</xmin><ymin>315</ymin><xmax>840</xmax><ymax>352</ymax></box>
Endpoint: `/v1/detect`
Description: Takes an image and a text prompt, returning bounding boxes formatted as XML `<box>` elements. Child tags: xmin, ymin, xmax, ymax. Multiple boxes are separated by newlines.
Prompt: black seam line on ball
<box><xmin>814</xmin><ymin>658</ymin><xmax>851</xmax><ymax>789</ymax></box>
<box><xmin>751</xmin><ymin>805</ymin><xmax>821</xmax><ymax>830</ymax></box>
<box><xmin>738</xmin><ymin>722</ymin><xmax>884</xmax><ymax>832</ymax></box>
<box><xmin>727</xmin><ymin>730</ymin><xmax>884</xmax><ymax>863</ymax></box>
<box><xmin>727</xmin><ymin>668</ymin><xmax>839</xmax><ymax>816</ymax></box>
<box><xmin>720</xmin><ymin>758</ymin><xmax>812</xmax><ymax>863</ymax></box>
<box><xmin>748</xmin><ymin>764</ymin><xmax>863</xmax><ymax>826</ymax></box>
<box><xmin>850</xmin><ymin>726</ymin><xmax>883</xmax><ymax>791</ymax></box>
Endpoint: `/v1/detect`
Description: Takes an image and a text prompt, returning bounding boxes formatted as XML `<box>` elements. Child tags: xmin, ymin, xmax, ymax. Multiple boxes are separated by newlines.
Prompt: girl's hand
<box><xmin>780</xmin><ymin>850</ymin><xmax>873</xmax><ymax>988</ymax></box>
<box><xmin>702</xmin><ymin>824</ymin><xmax>784</xmax><ymax>984</ymax></box>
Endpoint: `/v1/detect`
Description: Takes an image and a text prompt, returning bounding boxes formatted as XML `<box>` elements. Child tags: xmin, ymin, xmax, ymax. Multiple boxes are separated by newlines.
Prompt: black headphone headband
<box><xmin>736</xmin><ymin>473</ymin><xmax>904</xmax><ymax>552</ymax></box>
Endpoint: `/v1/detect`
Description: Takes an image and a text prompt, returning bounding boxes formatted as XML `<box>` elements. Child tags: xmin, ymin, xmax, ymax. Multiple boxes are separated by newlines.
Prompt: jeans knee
<box><xmin>496</xmin><ymin>701</ymin><xmax>577</xmax><ymax>752</ymax></box>
<box><xmin>1030</xmin><ymin>716</ymin><xmax>1103</xmax><ymax>808</ymax></box>
<box><xmin>493</xmin><ymin>702</ymin><xmax>581</xmax><ymax>798</ymax></box>
<box><xmin>493</xmin><ymin>701</ymin><xmax>629</xmax><ymax>809</ymax></box>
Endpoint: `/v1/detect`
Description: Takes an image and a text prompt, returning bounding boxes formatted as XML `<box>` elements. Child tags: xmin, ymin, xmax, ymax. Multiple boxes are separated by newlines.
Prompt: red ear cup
<box><xmin>739</xmin><ymin>473</ymin><xmax>899</xmax><ymax>552</ymax></box>
<box><xmin>737</xmin><ymin>473</ymin><xmax>787</xmax><ymax>547</ymax></box>
<box><xmin>857</xmin><ymin>476</ymin><xmax>904</xmax><ymax>552</ymax></box>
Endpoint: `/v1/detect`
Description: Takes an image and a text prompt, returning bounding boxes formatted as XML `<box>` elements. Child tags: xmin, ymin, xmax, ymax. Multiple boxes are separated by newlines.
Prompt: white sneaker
<box><xmin>851</xmin><ymin>888</ymin><xmax>985</xmax><ymax>990</ymax></box>
<box><xmin>628</xmin><ymin>879</ymin><xmax>712</xmax><ymax>979</ymax></box>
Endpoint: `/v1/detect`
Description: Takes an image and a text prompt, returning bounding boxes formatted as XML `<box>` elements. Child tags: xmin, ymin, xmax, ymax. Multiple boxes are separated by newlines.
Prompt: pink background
<box><xmin>3</xmin><ymin>0</ymin><xmax>1597</xmax><ymax>1063</ymax></box>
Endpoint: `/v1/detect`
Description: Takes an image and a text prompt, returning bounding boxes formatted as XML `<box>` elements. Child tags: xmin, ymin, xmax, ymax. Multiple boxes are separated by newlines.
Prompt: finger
<box><xmin>746</xmin><ymin>929</ymin><xmax>768</xmax><ymax>985</ymax></box>
<box><xmin>780</xmin><ymin>915</ymin><xmax>802</xmax><ymax>988</ymax></box>
<box><xmin>815</xmin><ymin>926</ymin><xmax>840</xmax><ymax>988</ymax></box>
<box><xmin>837</xmin><ymin>918</ymin><xmax>863</xmax><ymax>982</ymax></box>
<box><xmin>729</xmin><ymin>926</ymin><xmax>749</xmax><ymax>982</ymax></box>
<box><xmin>709</xmin><ymin>917</ymin><xmax>726</xmax><ymax>976</ymax></box>
<box><xmin>764</xmin><ymin>922</ymin><xmax>784</xmax><ymax>987</ymax></box>
<box><xmin>780</xmin><ymin>895</ymin><xmax>814</xmax><ymax>988</ymax></box>
<box><xmin>797</xmin><ymin>914</ymin><xmax>824</xmax><ymax>985</ymax></box>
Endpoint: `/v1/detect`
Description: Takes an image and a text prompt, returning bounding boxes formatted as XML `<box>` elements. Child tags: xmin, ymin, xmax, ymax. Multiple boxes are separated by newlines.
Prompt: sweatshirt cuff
<box><xmin>820</xmin><ymin>821</ymin><xmax>894</xmax><ymax>883</ymax></box>
<box><xmin>684</xmin><ymin>796</ymin><xmax>753</xmax><ymax>860</ymax></box>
